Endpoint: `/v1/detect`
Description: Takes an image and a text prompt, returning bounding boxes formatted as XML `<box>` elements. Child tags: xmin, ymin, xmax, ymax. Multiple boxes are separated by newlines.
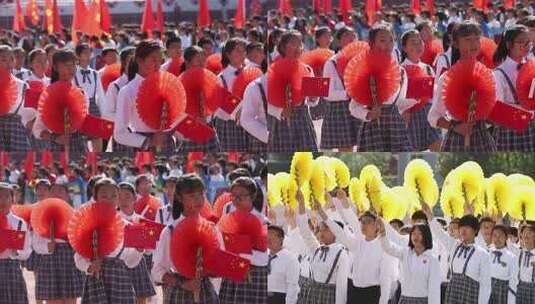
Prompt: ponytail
<box><xmin>493</xmin><ymin>25</ymin><xmax>529</xmax><ymax>66</ymax></box>
<box><xmin>128</xmin><ymin>40</ymin><xmax>162</xmax><ymax>81</ymax></box>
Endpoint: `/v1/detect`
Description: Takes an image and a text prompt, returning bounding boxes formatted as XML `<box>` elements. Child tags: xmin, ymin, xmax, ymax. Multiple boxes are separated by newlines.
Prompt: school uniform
<box><xmin>152</xmin><ymin>215</ymin><xmax>221</xmax><ymax>304</ymax></box>
<box><xmin>427</xmin><ymin>73</ymin><xmax>497</xmax><ymax>152</ymax></box>
<box><xmin>0</xmin><ymin>75</ymin><xmax>31</xmax><ymax>152</ymax></box>
<box><xmin>215</xmin><ymin>65</ymin><xmax>250</xmax><ymax>151</ymax></box>
<box><xmin>74</xmin><ymin>65</ymin><xmax>106</xmax><ymax>117</ymax></box>
<box><xmin>268</xmin><ymin>248</ymin><xmax>300</xmax><ymax>304</ymax></box>
<box><xmin>283</xmin><ymin>226</ymin><xmax>312</xmax><ymax>304</ymax></box>
<box><xmin>433</xmin><ymin>48</ymin><xmax>452</xmax><ymax>81</ymax></box>
<box><xmin>516</xmin><ymin>248</ymin><xmax>535</xmax><ymax>304</ymax></box>
<box><xmin>349</xmin><ymin>68</ymin><xmax>411</xmax><ymax>152</ymax></box>
<box><xmin>320</xmin><ymin>55</ymin><xmax>361</xmax><ymax>149</ymax></box>
<box><xmin>492</xmin><ymin>57</ymin><xmax>535</xmax><ymax>151</ymax></box>
<box><xmin>22</xmin><ymin>73</ymin><xmax>50</xmax><ymax>150</ymax></box>
<box><xmin>155</xmin><ymin>204</ymin><xmax>174</xmax><ymax>226</ymax></box>
<box><xmin>103</xmin><ymin>74</ymin><xmax>133</xmax><ymax>153</ymax></box>
<box><xmin>114</xmin><ymin>74</ymin><xmax>178</xmax><ymax>153</ymax></box>
<box><xmin>12</xmin><ymin>67</ymin><xmax>32</xmax><ymax>81</ymax></box>
<box><xmin>399</xmin><ymin>59</ymin><xmax>441</xmax><ymax>150</ymax></box>
<box><xmin>240</xmin><ymin>74</ymin><xmax>268</xmax><ymax>152</ymax></box>
<box><xmin>0</xmin><ymin>212</ymin><xmax>32</xmax><ymax>304</ymax></box>
<box><xmin>487</xmin><ymin>246</ymin><xmax>517</xmax><ymax>304</ymax></box>
<box><xmin>296</xmin><ymin>213</ymin><xmax>349</xmax><ymax>304</ymax></box>
<box><xmin>429</xmin><ymin>219</ymin><xmax>491</xmax><ymax>304</ymax></box>
<box><xmin>380</xmin><ymin>236</ymin><xmax>441</xmax><ymax>304</ymax></box>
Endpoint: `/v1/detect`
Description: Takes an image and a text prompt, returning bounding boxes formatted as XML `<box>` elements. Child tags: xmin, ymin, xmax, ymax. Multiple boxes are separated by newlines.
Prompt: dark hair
<box><xmin>101</xmin><ymin>47</ymin><xmax>118</xmax><ymax>57</ymax></box>
<box><xmin>50</xmin><ymin>183</ymin><xmax>69</xmax><ymax>194</ymax></box>
<box><xmin>493</xmin><ymin>25</ymin><xmax>529</xmax><ymax>66</ymax></box>
<box><xmin>230</xmin><ymin>176</ymin><xmax>257</xmax><ymax>197</ymax></box>
<box><xmin>28</xmin><ymin>48</ymin><xmax>46</xmax><ymax>64</ymax></box>
<box><xmin>411</xmin><ymin>210</ymin><xmax>429</xmax><ymax>223</ymax></box>
<box><xmin>44</xmin><ymin>44</ymin><xmax>57</xmax><ymax>55</ymax></box>
<box><xmin>119</xmin><ymin>46</ymin><xmax>135</xmax><ymax>75</ymax></box>
<box><xmin>508</xmin><ymin>226</ymin><xmax>518</xmax><ymax>237</ymax></box>
<box><xmin>492</xmin><ymin>224</ymin><xmax>508</xmax><ymax>237</ymax></box>
<box><xmin>93</xmin><ymin>178</ymin><xmax>118</xmax><ymax>199</ymax></box>
<box><xmin>180</xmin><ymin>45</ymin><xmax>204</xmax><ymax>73</ymax></box>
<box><xmin>197</xmin><ymin>37</ymin><xmax>214</xmax><ymax>49</ymax></box>
<box><xmin>451</xmin><ymin>21</ymin><xmax>481</xmax><ymax>65</ymax></box>
<box><xmin>228</xmin><ymin>168</ymin><xmax>252</xmax><ymax>182</ymax></box>
<box><xmin>517</xmin><ymin>15</ymin><xmax>535</xmax><ymax>28</ymax></box>
<box><xmin>479</xmin><ymin>216</ymin><xmax>496</xmax><ymax>225</ymax></box>
<box><xmin>400</xmin><ymin>30</ymin><xmax>420</xmax><ymax>62</ymax></box>
<box><xmin>369</xmin><ymin>24</ymin><xmax>393</xmax><ymax>47</ymax></box>
<box><xmin>173</xmin><ymin>174</ymin><xmax>205</xmax><ymax>219</ymax></box>
<box><xmin>267</xmin><ymin>28</ymin><xmax>285</xmax><ymax>54</ymax></box>
<box><xmin>276</xmin><ymin>30</ymin><xmax>302</xmax><ymax>57</ymax></box>
<box><xmin>443</xmin><ymin>22</ymin><xmax>458</xmax><ymax>53</ymax></box>
<box><xmin>74</xmin><ymin>43</ymin><xmax>91</xmax><ymax>56</ymax></box>
<box><xmin>134</xmin><ymin>174</ymin><xmax>152</xmax><ymax>189</ymax></box>
<box><xmin>118</xmin><ymin>182</ymin><xmax>136</xmax><ymax>197</ymax></box>
<box><xmin>246</xmin><ymin>42</ymin><xmax>263</xmax><ymax>55</ymax></box>
<box><xmin>50</xmin><ymin>49</ymin><xmax>77</xmax><ymax>83</ymax></box>
<box><xmin>221</xmin><ymin>37</ymin><xmax>247</xmax><ymax>68</ymax></box>
<box><xmin>389</xmin><ymin>219</ymin><xmax>404</xmax><ymax>228</ymax></box>
<box><xmin>409</xmin><ymin>224</ymin><xmax>433</xmax><ymax>251</ymax></box>
<box><xmin>268</xmin><ymin>224</ymin><xmax>285</xmax><ymax>240</ymax></box>
<box><xmin>315</xmin><ymin>26</ymin><xmax>332</xmax><ymax>44</ymax></box>
<box><xmin>459</xmin><ymin>215</ymin><xmax>480</xmax><ymax>234</ymax></box>
<box><xmin>415</xmin><ymin>21</ymin><xmax>432</xmax><ymax>33</ymax></box>
<box><xmin>165</xmin><ymin>36</ymin><xmax>182</xmax><ymax>49</ymax></box>
<box><xmin>359</xmin><ymin>210</ymin><xmax>377</xmax><ymax>221</ymax></box>
<box><xmin>128</xmin><ymin>40</ymin><xmax>162</xmax><ymax>81</ymax></box>
<box><xmin>86</xmin><ymin>176</ymin><xmax>103</xmax><ymax>200</ymax></box>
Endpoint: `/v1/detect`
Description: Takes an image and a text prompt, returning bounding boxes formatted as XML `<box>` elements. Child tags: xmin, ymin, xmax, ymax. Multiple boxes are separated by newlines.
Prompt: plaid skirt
<box><xmin>296</xmin><ymin>275</ymin><xmax>311</xmax><ymax>304</ymax></box>
<box><xmin>305</xmin><ymin>281</ymin><xmax>336</xmax><ymax>304</ymax></box>
<box><xmin>163</xmin><ymin>274</ymin><xmax>219</xmax><ymax>304</ymax></box>
<box><xmin>444</xmin><ymin>273</ymin><xmax>479</xmax><ymax>304</ymax></box>
<box><xmin>219</xmin><ymin>265</ymin><xmax>268</xmax><ymax>304</ymax></box>
<box><xmin>356</xmin><ymin>104</ymin><xmax>411</xmax><ymax>152</ymax></box>
<box><xmin>309</xmin><ymin>98</ymin><xmax>327</xmax><ymax>120</ymax></box>
<box><xmin>0</xmin><ymin>259</ymin><xmax>28</xmax><ymax>304</ymax></box>
<box><xmin>81</xmin><ymin>257</ymin><xmax>136</xmax><ymax>304</ymax></box>
<box><xmin>143</xmin><ymin>254</ymin><xmax>153</xmax><ymax>273</ymax></box>
<box><xmin>178</xmin><ymin>136</ymin><xmax>221</xmax><ymax>153</ymax></box>
<box><xmin>517</xmin><ymin>281</ymin><xmax>535</xmax><ymax>304</ymax></box>
<box><xmin>213</xmin><ymin>117</ymin><xmax>249</xmax><ymax>151</ymax></box>
<box><xmin>247</xmin><ymin>133</ymin><xmax>267</xmax><ymax>153</ymax></box>
<box><xmin>35</xmin><ymin>243</ymin><xmax>84</xmax><ymax>300</ymax></box>
<box><xmin>29</xmin><ymin>135</ymin><xmax>50</xmax><ymax>150</ymax></box>
<box><xmin>267</xmin><ymin>106</ymin><xmax>318</xmax><ymax>152</ymax></box>
<box><xmin>111</xmin><ymin>140</ymin><xmax>135</xmax><ymax>154</ymax></box>
<box><xmin>49</xmin><ymin>132</ymin><xmax>88</xmax><ymax>157</ymax></box>
<box><xmin>399</xmin><ymin>296</ymin><xmax>428</xmax><ymax>304</ymax></box>
<box><xmin>22</xmin><ymin>251</ymin><xmax>40</xmax><ymax>271</ymax></box>
<box><xmin>493</xmin><ymin>118</ymin><xmax>535</xmax><ymax>151</ymax></box>
<box><xmin>127</xmin><ymin>255</ymin><xmax>155</xmax><ymax>298</ymax></box>
<box><xmin>440</xmin><ymin>121</ymin><xmax>497</xmax><ymax>152</ymax></box>
<box><xmin>0</xmin><ymin>114</ymin><xmax>31</xmax><ymax>152</ymax></box>
<box><xmin>488</xmin><ymin>277</ymin><xmax>508</xmax><ymax>304</ymax></box>
<box><xmin>406</xmin><ymin>104</ymin><xmax>441</xmax><ymax>151</ymax></box>
<box><xmin>321</xmin><ymin>100</ymin><xmax>361</xmax><ymax>149</ymax></box>
<box><xmin>89</xmin><ymin>97</ymin><xmax>101</xmax><ymax>117</ymax></box>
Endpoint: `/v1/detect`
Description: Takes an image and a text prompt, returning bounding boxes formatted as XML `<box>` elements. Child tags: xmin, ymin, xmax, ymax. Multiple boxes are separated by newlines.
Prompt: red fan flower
<box><xmin>38</xmin><ymin>81</ymin><xmax>88</xmax><ymax>134</ymax></box>
<box><xmin>442</xmin><ymin>59</ymin><xmax>496</xmax><ymax>122</ymax></box>
<box><xmin>344</xmin><ymin>50</ymin><xmax>402</xmax><ymax>107</ymax></box>
<box><xmin>136</xmin><ymin>71</ymin><xmax>187</xmax><ymax>130</ymax></box>
<box><xmin>214</xmin><ymin>192</ymin><xmax>232</xmax><ymax>219</ymax></box>
<box><xmin>179</xmin><ymin>67</ymin><xmax>224</xmax><ymax>117</ymax></box>
<box><xmin>336</xmin><ymin>41</ymin><xmax>370</xmax><ymax>77</ymax></box>
<box><xmin>206</xmin><ymin>53</ymin><xmax>223</xmax><ymax>75</ymax></box>
<box><xmin>218</xmin><ymin>210</ymin><xmax>267</xmax><ymax>252</ymax></box>
<box><xmin>68</xmin><ymin>202</ymin><xmax>124</xmax><ymax>259</ymax></box>
<box><xmin>134</xmin><ymin>195</ymin><xmax>163</xmax><ymax>221</ymax></box>
<box><xmin>200</xmin><ymin>200</ymin><xmax>216</xmax><ymax>222</ymax></box>
<box><xmin>267</xmin><ymin>58</ymin><xmax>313</xmax><ymax>108</ymax></box>
<box><xmin>517</xmin><ymin>59</ymin><xmax>535</xmax><ymax>110</ymax></box>
<box><xmin>100</xmin><ymin>63</ymin><xmax>121</xmax><ymax>92</ymax></box>
<box><xmin>11</xmin><ymin>204</ymin><xmax>33</xmax><ymax>224</ymax></box>
<box><xmin>170</xmin><ymin>215</ymin><xmax>221</xmax><ymax>279</ymax></box>
<box><xmin>477</xmin><ymin>37</ymin><xmax>497</xmax><ymax>69</ymax></box>
<box><xmin>232</xmin><ymin>67</ymin><xmax>263</xmax><ymax>99</ymax></box>
<box><xmin>0</xmin><ymin>214</ymin><xmax>8</xmax><ymax>230</ymax></box>
<box><xmin>421</xmin><ymin>40</ymin><xmax>443</xmax><ymax>66</ymax></box>
<box><xmin>300</xmin><ymin>48</ymin><xmax>335</xmax><ymax>76</ymax></box>
<box><xmin>30</xmin><ymin>198</ymin><xmax>73</xmax><ymax>241</ymax></box>
<box><xmin>0</xmin><ymin>70</ymin><xmax>18</xmax><ymax>116</ymax></box>
<box><xmin>167</xmin><ymin>57</ymin><xmax>184</xmax><ymax>77</ymax></box>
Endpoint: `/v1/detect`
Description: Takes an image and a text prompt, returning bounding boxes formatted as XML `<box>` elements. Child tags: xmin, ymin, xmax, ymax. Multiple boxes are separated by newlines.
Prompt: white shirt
<box><xmin>380</xmin><ymin>236</ymin><xmax>441</xmax><ymax>304</ymax></box>
<box><xmin>516</xmin><ymin>248</ymin><xmax>535</xmax><ymax>284</ymax></box>
<box><xmin>216</xmin><ymin>65</ymin><xmax>242</xmax><ymax>121</ymax></box>
<box><xmin>475</xmin><ymin>234</ymin><xmax>492</xmax><ymax>253</ymax></box>
<box><xmin>323</xmin><ymin>55</ymin><xmax>349</xmax><ymax>102</ymax></box>
<box><xmin>244</xmin><ymin>59</ymin><xmax>262</xmax><ymax>69</ymax></box>
<box><xmin>398</xmin><ymin>59</ymin><xmax>435</xmax><ymax>114</ymax></box>
<box><xmin>494</xmin><ymin>57</ymin><xmax>524</xmax><ymax>107</ymax></box>
<box><xmin>0</xmin><ymin>212</ymin><xmax>32</xmax><ymax>261</ymax></box>
<box><xmin>12</xmin><ymin>67</ymin><xmax>32</xmax><ymax>81</ymax></box>
<box><xmin>429</xmin><ymin>219</ymin><xmax>491</xmax><ymax>304</ymax></box>
<box><xmin>155</xmin><ymin>204</ymin><xmax>174</xmax><ymax>226</ymax></box>
<box><xmin>74</xmin><ymin>65</ymin><xmax>106</xmax><ymax>115</ymax></box>
<box><xmin>433</xmin><ymin>48</ymin><xmax>452</xmax><ymax>82</ymax></box>
<box><xmin>102</xmin><ymin>74</ymin><xmax>129</xmax><ymax>121</ymax></box>
<box><xmin>488</xmin><ymin>246</ymin><xmax>517</xmax><ymax>303</ymax></box>
<box><xmin>241</xmin><ymin>74</ymin><xmax>268</xmax><ymax>143</ymax></box>
<box><xmin>268</xmin><ymin>248</ymin><xmax>300</xmax><ymax>304</ymax></box>
<box><xmin>32</xmin><ymin>231</ymin><xmax>67</xmax><ymax>255</ymax></box>
<box><xmin>284</xmin><ymin>227</ymin><xmax>310</xmax><ymax>278</ymax></box>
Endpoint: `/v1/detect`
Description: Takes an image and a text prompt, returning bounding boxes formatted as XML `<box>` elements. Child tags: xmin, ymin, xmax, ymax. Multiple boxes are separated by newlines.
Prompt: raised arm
<box><xmin>377</xmin><ymin>218</ymin><xmax>404</xmax><ymax>259</ymax></box>
<box><xmin>296</xmin><ymin>190</ymin><xmax>320</xmax><ymax>253</ymax></box>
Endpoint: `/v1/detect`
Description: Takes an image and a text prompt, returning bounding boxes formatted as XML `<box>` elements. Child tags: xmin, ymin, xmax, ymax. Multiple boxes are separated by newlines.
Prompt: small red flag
<box><xmin>100</xmin><ymin>0</ymin><xmax>112</xmax><ymax>34</ymax></box>
<box><xmin>186</xmin><ymin>152</ymin><xmax>204</xmax><ymax>173</ymax></box>
<box><xmin>41</xmin><ymin>150</ymin><xmax>53</xmax><ymax>168</ymax></box>
<box><xmin>504</xmin><ymin>0</ymin><xmax>514</xmax><ymax>9</ymax></box>
<box><xmin>234</xmin><ymin>0</ymin><xmax>246</xmax><ymax>29</ymax></box>
<box><xmin>197</xmin><ymin>0</ymin><xmax>211</xmax><ymax>28</ymax></box>
<box><xmin>26</xmin><ymin>0</ymin><xmax>40</xmax><ymax>26</ymax></box>
<box><xmin>174</xmin><ymin>115</ymin><xmax>216</xmax><ymax>144</ymax></box>
<box><xmin>376</xmin><ymin>0</ymin><xmax>382</xmax><ymax>11</ymax></box>
<box><xmin>425</xmin><ymin>0</ymin><xmax>435</xmax><ymax>16</ymax></box>
<box><xmin>204</xmin><ymin>248</ymin><xmax>251</xmax><ymax>283</ymax></box>
<box><xmin>0</xmin><ymin>229</ymin><xmax>26</xmax><ymax>250</ymax></box>
<box><xmin>411</xmin><ymin>0</ymin><xmax>421</xmax><ymax>16</ymax></box>
<box><xmin>85</xmin><ymin>152</ymin><xmax>98</xmax><ymax>176</ymax></box>
<box><xmin>406</xmin><ymin>76</ymin><xmax>434</xmax><ymax>100</ymax></box>
<box><xmin>302</xmin><ymin>77</ymin><xmax>330</xmax><ymax>97</ymax></box>
<box><xmin>366</xmin><ymin>0</ymin><xmax>376</xmax><ymax>26</ymax></box>
<box><xmin>227</xmin><ymin>152</ymin><xmax>240</xmax><ymax>163</ymax></box>
<box><xmin>222</xmin><ymin>233</ymin><xmax>253</xmax><ymax>254</ymax></box>
<box><xmin>13</xmin><ymin>0</ymin><xmax>26</xmax><ymax>33</ymax></box>
<box><xmin>59</xmin><ymin>152</ymin><xmax>70</xmax><ymax>176</ymax></box>
<box><xmin>52</xmin><ymin>0</ymin><xmax>63</xmax><ymax>33</ymax></box>
<box><xmin>155</xmin><ymin>0</ymin><xmax>164</xmax><ymax>33</ymax></box>
<box><xmin>23</xmin><ymin>152</ymin><xmax>35</xmax><ymax>179</ymax></box>
<box><xmin>323</xmin><ymin>0</ymin><xmax>332</xmax><ymax>13</ymax></box>
<box><xmin>488</xmin><ymin>101</ymin><xmax>534</xmax><ymax>133</ymax></box>
<box><xmin>124</xmin><ymin>222</ymin><xmax>162</xmax><ymax>250</ymax></box>
<box><xmin>43</xmin><ymin>0</ymin><xmax>55</xmax><ymax>34</ymax></box>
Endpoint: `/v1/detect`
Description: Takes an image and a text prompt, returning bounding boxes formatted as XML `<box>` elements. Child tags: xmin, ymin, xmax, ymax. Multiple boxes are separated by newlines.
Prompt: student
<box><xmin>0</xmin><ymin>45</ymin><xmax>31</xmax><ymax>152</ymax></box>
<box><xmin>517</xmin><ymin>16</ymin><xmax>535</xmax><ymax>60</ymax></box>
<box><xmin>239</xmin><ymin>63</ymin><xmax>268</xmax><ymax>152</ymax></box>
<box><xmin>32</xmin><ymin>49</ymin><xmax>88</xmax><ymax>156</ymax></box>
<box><xmin>433</xmin><ymin>23</ymin><xmax>457</xmax><ymax>80</ymax></box>
<box><xmin>267</xmin><ymin>30</ymin><xmax>318</xmax><ymax>152</ymax></box>
<box><xmin>97</xmin><ymin>47</ymin><xmax>119</xmax><ymax>73</ymax></box>
<box><xmin>422</xmin><ymin>205</ymin><xmax>492</xmax><ymax>304</ymax></box>
<box><xmin>74</xmin><ymin>43</ymin><xmax>105</xmax><ymax>118</ymax></box>
<box><xmin>12</xmin><ymin>47</ymin><xmax>32</xmax><ymax>80</ymax></box>
<box><xmin>117</xmin><ymin>182</ymin><xmax>156</xmax><ymax>304</ymax></box>
<box><xmin>198</xmin><ymin>37</ymin><xmax>215</xmax><ymax>57</ymax></box>
<box><xmin>74</xmin><ymin>178</ymin><xmax>143</xmax><ymax>303</ymax></box>
<box><xmin>0</xmin><ymin>183</ymin><xmax>32</xmax><ymax>304</ymax></box>
<box><xmin>515</xmin><ymin>222</ymin><xmax>535</xmax><ymax>304</ymax></box>
<box><xmin>114</xmin><ymin>40</ymin><xmax>177</xmax><ymax>153</ymax></box>
<box><xmin>215</xmin><ymin>37</ymin><xmax>250</xmax><ymax>151</ymax></box>
<box><xmin>155</xmin><ymin>176</ymin><xmax>177</xmax><ymax>225</ymax></box>
<box><xmin>492</xmin><ymin>25</ymin><xmax>535</xmax><ymax>151</ymax></box>
<box><xmin>348</xmin><ymin>24</ymin><xmax>411</xmax><ymax>152</ymax></box>
<box><xmin>321</xmin><ymin>27</ymin><xmax>360</xmax><ymax>151</ymax></box>
<box><xmin>487</xmin><ymin>225</ymin><xmax>517</xmax><ymax>304</ymax></box>
<box><xmin>398</xmin><ymin>30</ymin><xmax>441</xmax><ymax>151</ymax></box>
<box><xmin>428</xmin><ymin>21</ymin><xmax>497</xmax><ymax>152</ymax></box>
<box><xmin>268</xmin><ymin>224</ymin><xmax>300</xmax><ymax>304</ymax></box>
<box><xmin>476</xmin><ymin>217</ymin><xmax>495</xmax><ymax>252</ymax></box>
<box><xmin>245</xmin><ymin>42</ymin><xmax>266</xmax><ymax>70</ymax></box>
<box><xmin>161</xmin><ymin>36</ymin><xmax>183</xmax><ymax>76</ymax></box>
<box><xmin>151</xmin><ymin>174</ymin><xmax>222</xmax><ymax>304</ymax></box>
<box><xmin>377</xmin><ymin>219</ymin><xmax>441</xmax><ymax>304</ymax></box>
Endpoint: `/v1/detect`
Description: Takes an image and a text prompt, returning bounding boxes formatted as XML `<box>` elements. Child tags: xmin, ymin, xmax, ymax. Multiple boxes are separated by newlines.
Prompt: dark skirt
<box><xmin>440</xmin><ymin>121</ymin><xmax>496</xmax><ymax>152</ymax></box>
<box><xmin>488</xmin><ymin>277</ymin><xmax>508</xmax><ymax>304</ymax></box>
<box><xmin>309</xmin><ymin>98</ymin><xmax>327</xmax><ymax>120</ymax></box>
<box><xmin>178</xmin><ymin>137</ymin><xmax>221</xmax><ymax>153</ymax></box>
<box><xmin>0</xmin><ymin>259</ymin><xmax>28</xmax><ymax>304</ymax></box>
<box><xmin>219</xmin><ymin>265</ymin><xmax>268</xmax><ymax>304</ymax></box>
<box><xmin>267</xmin><ymin>292</ymin><xmax>286</xmax><ymax>304</ymax></box>
<box><xmin>81</xmin><ymin>257</ymin><xmax>136</xmax><ymax>304</ymax></box>
<box><xmin>356</xmin><ymin>104</ymin><xmax>411</xmax><ymax>152</ymax></box>
<box><xmin>35</xmin><ymin>243</ymin><xmax>85</xmax><ymax>300</ymax></box>
<box><xmin>321</xmin><ymin>100</ymin><xmax>361</xmax><ymax>149</ymax></box>
<box><xmin>406</xmin><ymin>104</ymin><xmax>441</xmax><ymax>151</ymax></box>
<box><xmin>22</xmin><ymin>251</ymin><xmax>40</xmax><ymax>271</ymax></box>
<box><xmin>89</xmin><ymin>97</ymin><xmax>101</xmax><ymax>117</ymax></box>
<box><xmin>162</xmin><ymin>274</ymin><xmax>219</xmax><ymax>304</ymax></box>
<box><xmin>247</xmin><ymin>133</ymin><xmax>267</xmax><ymax>153</ymax></box>
<box><xmin>297</xmin><ymin>275</ymin><xmax>311</xmax><ymax>304</ymax></box>
<box><xmin>267</xmin><ymin>106</ymin><xmax>318</xmax><ymax>152</ymax></box>
<box><xmin>444</xmin><ymin>273</ymin><xmax>479</xmax><ymax>304</ymax></box>
<box><xmin>213</xmin><ymin>117</ymin><xmax>249</xmax><ymax>151</ymax></box>
<box><xmin>493</xmin><ymin>118</ymin><xmax>535</xmax><ymax>151</ymax></box>
<box><xmin>304</xmin><ymin>281</ymin><xmax>336</xmax><ymax>304</ymax></box>
<box><xmin>399</xmin><ymin>296</ymin><xmax>428</xmax><ymax>304</ymax></box>
<box><xmin>0</xmin><ymin>114</ymin><xmax>31</xmax><ymax>152</ymax></box>
<box><xmin>49</xmin><ymin>131</ymin><xmax>88</xmax><ymax>158</ymax></box>
<box><xmin>127</xmin><ymin>255</ymin><xmax>156</xmax><ymax>298</ymax></box>
<box><xmin>516</xmin><ymin>281</ymin><xmax>535</xmax><ymax>304</ymax></box>
<box><xmin>135</xmin><ymin>132</ymin><xmax>177</xmax><ymax>154</ymax></box>
<box><xmin>347</xmin><ymin>281</ymin><xmax>380</xmax><ymax>304</ymax></box>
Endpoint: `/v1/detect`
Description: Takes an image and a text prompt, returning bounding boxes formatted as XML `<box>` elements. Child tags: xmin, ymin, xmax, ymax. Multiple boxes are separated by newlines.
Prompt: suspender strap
<box><xmin>331</xmin><ymin>59</ymin><xmax>346</xmax><ymax>90</ymax></box>
<box><xmin>220</xmin><ymin>75</ymin><xmax>229</xmax><ymax>90</ymax></box>
<box><xmin>115</xmin><ymin>246</ymin><xmax>125</xmax><ymax>259</ymax></box>
<box><xmin>519</xmin><ymin>251</ymin><xmax>524</xmax><ymax>281</ymax></box>
<box><xmin>92</xmin><ymin>71</ymin><xmax>98</xmax><ymax>99</ymax></box>
<box><xmin>393</xmin><ymin>70</ymin><xmax>406</xmax><ymax>104</ymax></box>
<box><xmin>443</xmin><ymin>54</ymin><xmax>450</xmax><ymax>69</ymax></box>
<box><xmin>258</xmin><ymin>82</ymin><xmax>268</xmax><ymax>116</ymax></box>
<box><xmin>425</xmin><ymin>65</ymin><xmax>433</xmax><ymax>76</ymax></box>
<box><xmin>114</xmin><ymin>83</ymin><xmax>120</xmax><ymax>92</ymax></box>
<box><xmin>461</xmin><ymin>247</ymin><xmax>476</xmax><ymax>275</ymax></box>
<box><xmin>17</xmin><ymin>220</ymin><xmax>23</xmax><ymax>231</ymax></box>
<box><xmin>324</xmin><ymin>248</ymin><xmax>343</xmax><ymax>284</ymax></box>
<box><xmin>74</xmin><ymin>74</ymin><xmax>80</xmax><ymax>87</ymax></box>
<box><xmin>450</xmin><ymin>244</ymin><xmax>463</xmax><ymax>275</ymax></box>
<box><xmin>159</xmin><ymin>209</ymin><xmax>164</xmax><ymax>224</ymax></box>
<box><xmin>496</xmin><ymin>68</ymin><xmax>518</xmax><ymax>102</ymax></box>
<box><xmin>14</xmin><ymin>83</ymin><xmax>27</xmax><ymax>115</ymax></box>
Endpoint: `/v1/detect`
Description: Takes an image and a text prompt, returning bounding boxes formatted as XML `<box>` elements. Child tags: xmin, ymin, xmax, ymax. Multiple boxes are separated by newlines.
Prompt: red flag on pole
<box><xmin>72</xmin><ymin>0</ymin><xmax>88</xmax><ymax>31</ymax></box>
<box><xmin>81</xmin><ymin>0</ymin><xmax>102</xmax><ymax>37</ymax></box>
<box><xmin>323</xmin><ymin>0</ymin><xmax>332</xmax><ymax>14</ymax></box>
<box><xmin>313</xmin><ymin>0</ymin><xmax>321</xmax><ymax>13</ymax></box>
<box><xmin>504</xmin><ymin>0</ymin><xmax>514</xmax><ymax>9</ymax></box>
<box><xmin>234</xmin><ymin>0</ymin><xmax>246</xmax><ymax>29</ymax></box>
<box><xmin>41</xmin><ymin>150</ymin><xmax>53</xmax><ymax>169</ymax></box>
<box><xmin>13</xmin><ymin>0</ymin><xmax>26</xmax><ymax>33</ymax></box>
<box><xmin>376</xmin><ymin>0</ymin><xmax>382</xmax><ymax>11</ymax></box>
<box><xmin>100</xmin><ymin>0</ymin><xmax>112</xmax><ymax>34</ymax></box>
<box><xmin>43</xmin><ymin>0</ymin><xmax>55</xmax><ymax>34</ymax></box>
<box><xmin>411</xmin><ymin>0</ymin><xmax>421</xmax><ymax>16</ymax></box>
<box><xmin>141</xmin><ymin>0</ymin><xmax>155</xmax><ymax>38</ymax></box>
<box><xmin>0</xmin><ymin>152</ymin><xmax>8</xmax><ymax>168</ymax></box>
<box><xmin>59</xmin><ymin>152</ymin><xmax>70</xmax><ymax>176</ymax></box>
<box><xmin>339</xmin><ymin>0</ymin><xmax>352</xmax><ymax>24</ymax></box>
<box><xmin>197</xmin><ymin>0</ymin><xmax>211</xmax><ymax>28</ymax></box>
<box><xmin>425</xmin><ymin>0</ymin><xmax>434</xmax><ymax>16</ymax></box>
<box><xmin>156</xmin><ymin>0</ymin><xmax>164</xmax><ymax>33</ymax></box>
<box><xmin>26</xmin><ymin>0</ymin><xmax>40</xmax><ymax>26</ymax></box>
<box><xmin>366</xmin><ymin>0</ymin><xmax>376</xmax><ymax>26</ymax></box>
<box><xmin>52</xmin><ymin>0</ymin><xmax>63</xmax><ymax>33</ymax></box>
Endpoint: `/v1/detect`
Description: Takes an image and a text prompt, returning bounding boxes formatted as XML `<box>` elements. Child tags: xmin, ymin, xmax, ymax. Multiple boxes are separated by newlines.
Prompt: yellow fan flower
<box><xmin>486</xmin><ymin>173</ymin><xmax>511</xmax><ymax>216</ymax></box>
<box><xmin>316</xmin><ymin>156</ymin><xmax>337</xmax><ymax>191</ymax></box>
<box><xmin>381</xmin><ymin>187</ymin><xmax>409</xmax><ymax>221</ymax></box>
<box><xmin>310</xmin><ymin>160</ymin><xmax>326</xmax><ymax>206</ymax></box>
<box><xmin>290</xmin><ymin>152</ymin><xmax>314</xmax><ymax>187</ymax></box>
<box><xmin>508</xmin><ymin>174</ymin><xmax>535</xmax><ymax>187</ymax></box>
<box><xmin>360</xmin><ymin>165</ymin><xmax>385</xmax><ymax>214</ymax></box>
<box><xmin>349</xmin><ymin>177</ymin><xmax>370</xmax><ymax>213</ymax></box>
<box><xmin>277</xmin><ymin>172</ymin><xmax>298</xmax><ymax>209</ymax></box>
<box><xmin>440</xmin><ymin>187</ymin><xmax>464</xmax><ymax>218</ymax></box>
<box><xmin>509</xmin><ymin>185</ymin><xmax>535</xmax><ymax>221</ymax></box>
<box><xmin>450</xmin><ymin>161</ymin><xmax>485</xmax><ymax>205</ymax></box>
<box><xmin>300</xmin><ymin>182</ymin><xmax>312</xmax><ymax>210</ymax></box>
<box><xmin>267</xmin><ymin>174</ymin><xmax>283</xmax><ymax>207</ymax></box>
<box><xmin>403</xmin><ymin>159</ymin><xmax>439</xmax><ymax>208</ymax></box>
<box><xmin>328</xmin><ymin>158</ymin><xmax>351</xmax><ymax>189</ymax></box>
